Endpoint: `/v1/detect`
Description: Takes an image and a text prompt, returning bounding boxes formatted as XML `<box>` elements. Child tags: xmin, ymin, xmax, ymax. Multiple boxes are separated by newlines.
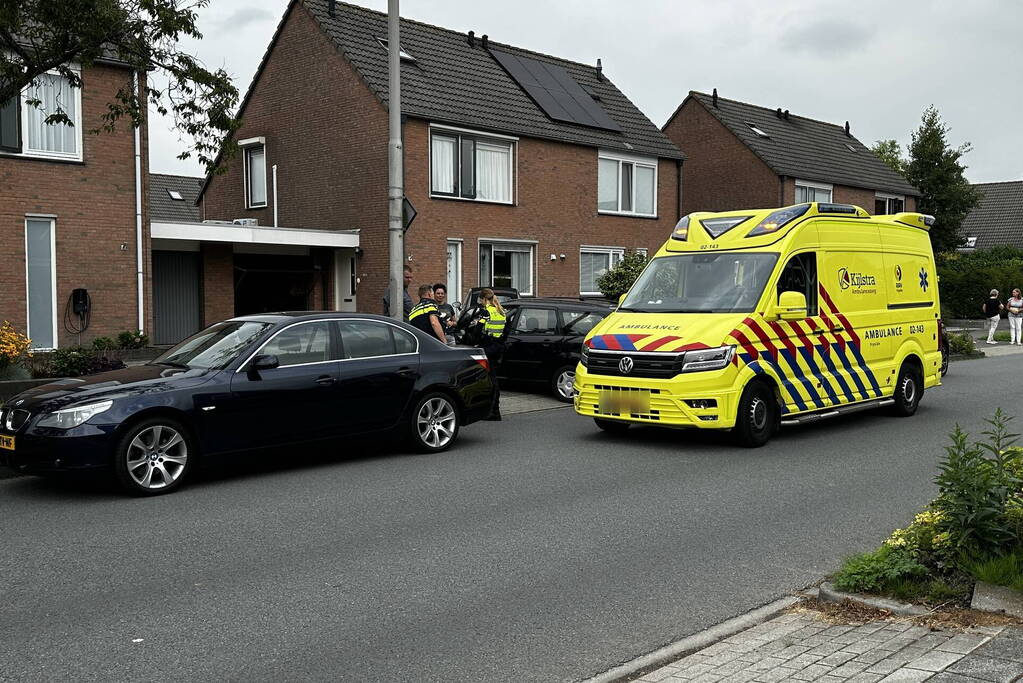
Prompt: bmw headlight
<box><xmin>681</xmin><ymin>345</ymin><xmax>735</xmax><ymax>373</ymax></box>
<box><xmin>37</xmin><ymin>400</ymin><xmax>113</xmax><ymax>429</ymax></box>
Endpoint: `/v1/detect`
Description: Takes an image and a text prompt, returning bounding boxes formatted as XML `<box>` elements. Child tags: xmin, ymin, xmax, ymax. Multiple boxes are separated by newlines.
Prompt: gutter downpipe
<box><xmin>676</xmin><ymin>159</ymin><xmax>684</xmax><ymax>220</ymax></box>
<box><xmin>133</xmin><ymin>70</ymin><xmax>144</xmax><ymax>333</ymax></box>
<box><xmin>272</xmin><ymin>164</ymin><xmax>279</xmax><ymax>228</ymax></box>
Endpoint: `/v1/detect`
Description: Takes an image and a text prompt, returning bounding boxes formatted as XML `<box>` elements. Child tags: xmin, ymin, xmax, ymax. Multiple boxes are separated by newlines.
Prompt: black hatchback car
<box><xmin>0</xmin><ymin>313</ymin><xmax>494</xmax><ymax>495</ymax></box>
<box><xmin>499</xmin><ymin>298</ymin><xmax>613</xmax><ymax>402</ymax></box>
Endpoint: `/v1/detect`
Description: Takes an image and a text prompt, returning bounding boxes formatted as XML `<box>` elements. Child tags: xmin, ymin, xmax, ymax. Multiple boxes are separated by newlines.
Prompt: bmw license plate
<box><xmin>0</xmin><ymin>435</ymin><xmax>13</xmax><ymax>451</ymax></box>
<box><xmin>599</xmin><ymin>390</ymin><xmax>650</xmax><ymax>415</ymax></box>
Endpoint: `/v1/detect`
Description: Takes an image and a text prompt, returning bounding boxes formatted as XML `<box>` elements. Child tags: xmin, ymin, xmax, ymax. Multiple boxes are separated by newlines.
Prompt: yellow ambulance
<box><xmin>573</xmin><ymin>202</ymin><xmax>943</xmax><ymax>446</ymax></box>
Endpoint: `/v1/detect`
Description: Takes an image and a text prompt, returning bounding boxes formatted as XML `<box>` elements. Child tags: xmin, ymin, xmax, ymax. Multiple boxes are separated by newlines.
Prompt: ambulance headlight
<box><xmin>680</xmin><ymin>345</ymin><xmax>735</xmax><ymax>373</ymax></box>
<box><xmin>580</xmin><ymin>345</ymin><xmax>590</xmax><ymax>367</ymax></box>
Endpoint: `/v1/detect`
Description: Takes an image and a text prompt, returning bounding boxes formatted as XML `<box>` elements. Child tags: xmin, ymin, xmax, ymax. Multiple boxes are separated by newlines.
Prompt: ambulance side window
<box><xmin>777</xmin><ymin>252</ymin><xmax>818</xmax><ymax>316</ymax></box>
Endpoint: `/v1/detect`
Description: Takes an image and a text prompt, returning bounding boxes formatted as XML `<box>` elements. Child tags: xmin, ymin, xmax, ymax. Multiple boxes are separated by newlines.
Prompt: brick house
<box><xmin>663</xmin><ymin>90</ymin><xmax>918</xmax><ymax>216</ymax></box>
<box><xmin>959</xmin><ymin>181</ymin><xmax>1023</xmax><ymax>250</ymax></box>
<box><xmin>0</xmin><ymin>61</ymin><xmax>149</xmax><ymax>349</ymax></box>
<box><xmin>195</xmin><ymin>0</ymin><xmax>684</xmax><ymax>321</ymax></box>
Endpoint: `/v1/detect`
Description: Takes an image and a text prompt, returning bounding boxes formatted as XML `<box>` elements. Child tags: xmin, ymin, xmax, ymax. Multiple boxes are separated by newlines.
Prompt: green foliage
<box><xmin>904</xmin><ymin>106</ymin><xmax>982</xmax><ymax>254</ymax></box>
<box><xmin>946</xmin><ymin>331</ymin><xmax>976</xmax><ymax>355</ymax></box>
<box><xmin>596</xmin><ymin>250</ymin><xmax>649</xmax><ymax>301</ymax></box>
<box><xmin>871</xmin><ymin>139</ymin><xmax>907</xmax><ymax>176</ymax></box>
<box><xmin>0</xmin><ymin>0</ymin><xmax>240</xmax><ymax>172</ymax></box>
<box><xmin>116</xmin><ymin>330</ymin><xmax>149</xmax><ymax>349</ymax></box>
<box><xmin>962</xmin><ymin>550</ymin><xmax>1023</xmax><ymax>589</ymax></box>
<box><xmin>43</xmin><ymin>347</ymin><xmax>126</xmax><ymax>378</ymax></box>
<box><xmin>994</xmin><ymin>331</ymin><xmax>1012</xmax><ymax>342</ymax></box>
<box><xmin>832</xmin><ymin>546</ymin><xmax>928</xmax><ymax>593</ymax></box>
<box><xmin>91</xmin><ymin>336</ymin><xmax>116</xmax><ymax>351</ymax></box>
<box><xmin>936</xmin><ymin>247</ymin><xmax>1023</xmax><ymax>318</ymax></box>
<box><xmin>932</xmin><ymin>411</ymin><xmax>1023</xmax><ymax>556</ymax></box>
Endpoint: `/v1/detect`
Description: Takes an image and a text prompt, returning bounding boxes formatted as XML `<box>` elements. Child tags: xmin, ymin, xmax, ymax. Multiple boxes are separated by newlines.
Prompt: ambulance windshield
<box><xmin>619</xmin><ymin>252</ymin><xmax>778</xmax><ymax>313</ymax></box>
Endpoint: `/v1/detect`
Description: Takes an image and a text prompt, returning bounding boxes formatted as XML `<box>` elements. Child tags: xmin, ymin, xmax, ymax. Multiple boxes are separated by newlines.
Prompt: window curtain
<box><xmin>509</xmin><ymin>249</ymin><xmax>531</xmax><ymax>294</ymax></box>
<box><xmin>580</xmin><ymin>252</ymin><xmax>609</xmax><ymax>293</ymax></box>
<box><xmin>247</xmin><ymin>147</ymin><xmax>267</xmax><ymax>206</ymax></box>
<box><xmin>26</xmin><ymin>73</ymin><xmax>77</xmax><ymax>154</ymax></box>
<box><xmin>476</xmin><ymin>141</ymin><xmax>510</xmax><ymax>202</ymax></box>
<box><xmin>26</xmin><ymin>219</ymin><xmax>55</xmax><ymax>349</ymax></box>
<box><xmin>635</xmin><ymin>166</ymin><xmax>655</xmax><ymax>215</ymax></box>
<box><xmin>431</xmin><ymin>136</ymin><xmax>456</xmax><ymax>194</ymax></box>
<box><xmin>598</xmin><ymin>158</ymin><xmax>618</xmax><ymax>211</ymax></box>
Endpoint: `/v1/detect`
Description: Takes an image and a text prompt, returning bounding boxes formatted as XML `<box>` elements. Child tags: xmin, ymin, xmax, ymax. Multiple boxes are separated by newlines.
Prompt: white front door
<box><xmin>334</xmin><ymin>248</ymin><xmax>357</xmax><ymax>312</ymax></box>
<box><xmin>446</xmin><ymin>240</ymin><xmax>462</xmax><ymax>304</ymax></box>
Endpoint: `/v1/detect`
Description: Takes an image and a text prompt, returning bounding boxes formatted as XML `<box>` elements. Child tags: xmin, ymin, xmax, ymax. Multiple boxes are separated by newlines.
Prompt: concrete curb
<box><xmin>579</xmin><ymin>596</ymin><xmax>799</xmax><ymax>683</ymax></box>
<box><xmin>817</xmin><ymin>581</ymin><xmax>931</xmax><ymax>616</ymax></box>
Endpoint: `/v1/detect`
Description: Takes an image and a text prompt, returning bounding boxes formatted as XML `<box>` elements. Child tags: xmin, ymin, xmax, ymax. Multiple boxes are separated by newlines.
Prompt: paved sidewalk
<box><xmin>635</xmin><ymin>609</ymin><xmax>1023</xmax><ymax>682</ymax></box>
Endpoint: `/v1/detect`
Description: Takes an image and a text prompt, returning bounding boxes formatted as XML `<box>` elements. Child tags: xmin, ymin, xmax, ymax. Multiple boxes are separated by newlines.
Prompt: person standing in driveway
<box><xmin>984</xmin><ymin>289</ymin><xmax>1004</xmax><ymax>344</ymax></box>
<box><xmin>408</xmin><ymin>284</ymin><xmax>447</xmax><ymax>344</ymax></box>
<box><xmin>479</xmin><ymin>288</ymin><xmax>507</xmax><ymax>421</ymax></box>
<box><xmin>1008</xmin><ymin>288</ymin><xmax>1023</xmax><ymax>346</ymax></box>
<box><xmin>382</xmin><ymin>264</ymin><xmax>415</xmax><ymax>320</ymax></box>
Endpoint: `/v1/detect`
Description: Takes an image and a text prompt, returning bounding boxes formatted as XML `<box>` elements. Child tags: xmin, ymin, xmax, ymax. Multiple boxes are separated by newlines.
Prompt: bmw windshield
<box><xmin>620</xmin><ymin>253</ymin><xmax>779</xmax><ymax>313</ymax></box>
<box><xmin>152</xmin><ymin>321</ymin><xmax>274</xmax><ymax>370</ymax></box>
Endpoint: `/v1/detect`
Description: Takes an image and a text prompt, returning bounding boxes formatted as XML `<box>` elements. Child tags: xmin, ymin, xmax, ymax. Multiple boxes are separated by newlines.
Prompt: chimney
<box><xmin>467</xmin><ymin>30</ymin><xmax>475</xmax><ymax>47</ymax></box>
<box><xmin>844</xmin><ymin>120</ymin><xmax>851</xmax><ymax>137</ymax></box>
<box><xmin>328</xmin><ymin>0</ymin><xmax>335</xmax><ymax>16</ymax></box>
<box><xmin>481</xmin><ymin>34</ymin><xmax>488</xmax><ymax>49</ymax></box>
<box><xmin>712</xmin><ymin>88</ymin><xmax>718</xmax><ymax>108</ymax></box>
<box><xmin>783</xmin><ymin>109</ymin><xmax>789</xmax><ymax>120</ymax></box>
<box><xmin>776</xmin><ymin>108</ymin><xmax>782</xmax><ymax>119</ymax></box>
<box><xmin>596</xmin><ymin>58</ymin><xmax>603</xmax><ymax>80</ymax></box>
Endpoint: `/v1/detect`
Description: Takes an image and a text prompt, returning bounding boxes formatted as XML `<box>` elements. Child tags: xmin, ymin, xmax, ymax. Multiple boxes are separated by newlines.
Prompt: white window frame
<box><xmin>446</xmin><ymin>239</ymin><xmax>463</xmax><ymax>304</ymax></box>
<box><xmin>875</xmin><ymin>192</ymin><xmax>906</xmax><ymax>215</ymax></box>
<box><xmin>243</xmin><ymin>143</ymin><xmax>267</xmax><ymax>209</ymax></box>
<box><xmin>478</xmin><ymin>238</ymin><xmax>535</xmax><ymax>296</ymax></box>
<box><xmin>24</xmin><ymin>216</ymin><xmax>58</xmax><ymax>350</ymax></box>
<box><xmin>429</xmin><ymin>124</ymin><xmax>516</xmax><ymax>205</ymax></box>
<box><xmin>10</xmin><ymin>68</ymin><xmax>84</xmax><ymax>162</ymax></box>
<box><xmin>794</xmin><ymin>180</ymin><xmax>833</xmax><ymax>204</ymax></box>
<box><xmin>579</xmin><ymin>246</ymin><xmax>625</xmax><ymax>296</ymax></box>
<box><xmin>597</xmin><ymin>150</ymin><xmax>658</xmax><ymax>218</ymax></box>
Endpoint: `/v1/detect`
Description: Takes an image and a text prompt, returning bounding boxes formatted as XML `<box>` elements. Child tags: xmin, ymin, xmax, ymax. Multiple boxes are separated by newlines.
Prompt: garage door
<box><xmin>153</xmin><ymin>251</ymin><xmax>201</xmax><ymax>345</ymax></box>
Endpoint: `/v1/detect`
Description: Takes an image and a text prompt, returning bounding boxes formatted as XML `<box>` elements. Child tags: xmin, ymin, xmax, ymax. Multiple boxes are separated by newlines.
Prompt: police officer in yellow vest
<box><xmin>479</xmin><ymin>288</ymin><xmax>507</xmax><ymax>421</ymax></box>
<box><xmin>408</xmin><ymin>284</ymin><xmax>448</xmax><ymax>344</ymax></box>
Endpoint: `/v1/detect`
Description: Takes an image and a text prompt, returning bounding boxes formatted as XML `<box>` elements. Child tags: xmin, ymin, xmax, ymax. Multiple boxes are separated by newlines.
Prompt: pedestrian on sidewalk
<box><xmin>1008</xmin><ymin>288</ymin><xmax>1023</xmax><ymax>345</ymax></box>
<box><xmin>479</xmin><ymin>288</ymin><xmax>507</xmax><ymax>421</ymax></box>
<box><xmin>984</xmin><ymin>289</ymin><xmax>1004</xmax><ymax>344</ymax></box>
<box><xmin>382</xmin><ymin>264</ymin><xmax>415</xmax><ymax>320</ymax></box>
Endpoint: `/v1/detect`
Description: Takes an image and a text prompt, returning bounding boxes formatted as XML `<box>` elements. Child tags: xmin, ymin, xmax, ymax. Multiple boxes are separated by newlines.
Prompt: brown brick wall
<box><xmin>201</xmin><ymin>243</ymin><xmax>234</xmax><ymax>326</ymax></box>
<box><xmin>0</xmin><ymin>64</ymin><xmax>149</xmax><ymax>347</ymax></box>
<box><xmin>202</xmin><ymin>2</ymin><xmax>388</xmax><ymax>317</ymax></box>
<box><xmin>401</xmin><ymin>119</ymin><xmax>680</xmax><ymax>304</ymax></box>
<box><xmin>664</xmin><ymin>98</ymin><xmax>780</xmax><ymax>215</ymax></box>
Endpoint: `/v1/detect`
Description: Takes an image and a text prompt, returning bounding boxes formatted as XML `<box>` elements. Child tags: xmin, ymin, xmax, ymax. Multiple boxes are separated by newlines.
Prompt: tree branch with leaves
<box><xmin>0</xmin><ymin>0</ymin><xmax>239</xmax><ymax>172</ymax></box>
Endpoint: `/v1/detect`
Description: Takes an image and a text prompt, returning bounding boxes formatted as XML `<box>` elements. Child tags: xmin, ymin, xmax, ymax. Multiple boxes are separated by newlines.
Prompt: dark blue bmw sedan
<box><xmin>0</xmin><ymin>313</ymin><xmax>495</xmax><ymax>495</ymax></box>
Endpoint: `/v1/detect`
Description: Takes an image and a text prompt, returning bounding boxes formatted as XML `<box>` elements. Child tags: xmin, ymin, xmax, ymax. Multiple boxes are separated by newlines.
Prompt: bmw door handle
<box><xmin>314</xmin><ymin>375</ymin><xmax>337</xmax><ymax>386</ymax></box>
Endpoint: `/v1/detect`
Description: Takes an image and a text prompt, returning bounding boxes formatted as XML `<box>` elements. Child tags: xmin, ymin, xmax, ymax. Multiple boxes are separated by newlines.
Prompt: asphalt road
<box><xmin>1</xmin><ymin>359</ymin><xmax>1020</xmax><ymax>682</ymax></box>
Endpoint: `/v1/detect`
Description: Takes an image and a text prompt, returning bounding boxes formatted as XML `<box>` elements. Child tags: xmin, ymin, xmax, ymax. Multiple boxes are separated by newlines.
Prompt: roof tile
<box><xmin>961</xmin><ymin>181</ymin><xmax>1023</xmax><ymax>248</ymax></box>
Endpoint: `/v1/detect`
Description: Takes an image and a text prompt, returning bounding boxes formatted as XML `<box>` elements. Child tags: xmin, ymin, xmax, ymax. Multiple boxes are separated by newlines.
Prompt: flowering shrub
<box><xmin>42</xmin><ymin>347</ymin><xmax>125</xmax><ymax>378</ymax></box>
<box><xmin>116</xmin><ymin>330</ymin><xmax>149</xmax><ymax>349</ymax></box>
<box><xmin>0</xmin><ymin>321</ymin><xmax>32</xmax><ymax>380</ymax></box>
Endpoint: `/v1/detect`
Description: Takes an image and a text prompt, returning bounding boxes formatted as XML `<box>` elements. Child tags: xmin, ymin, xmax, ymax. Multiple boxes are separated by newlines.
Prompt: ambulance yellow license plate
<box><xmin>599</xmin><ymin>390</ymin><xmax>650</xmax><ymax>415</ymax></box>
<box><xmin>0</xmin><ymin>435</ymin><xmax>14</xmax><ymax>451</ymax></box>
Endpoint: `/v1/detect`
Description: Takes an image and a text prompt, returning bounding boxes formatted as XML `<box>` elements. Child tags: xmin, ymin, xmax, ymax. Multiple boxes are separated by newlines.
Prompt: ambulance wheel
<box><xmin>732</xmin><ymin>381</ymin><xmax>776</xmax><ymax>448</ymax></box>
<box><xmin>891</xmin><ymin>362</ymin><xmax>923</xmax><ymax>417</ymax></box>
<box><xmin>594</xmin><ymin>418</ymin><xmax>630</xmax><ymax>434</ymax></box>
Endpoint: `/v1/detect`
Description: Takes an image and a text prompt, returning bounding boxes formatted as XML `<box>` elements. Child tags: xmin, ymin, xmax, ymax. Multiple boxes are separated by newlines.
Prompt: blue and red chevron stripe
<box><xmin>585</xmin><ymin>334</ymin><xmax>710</xmax><ymax>352</ymax></box>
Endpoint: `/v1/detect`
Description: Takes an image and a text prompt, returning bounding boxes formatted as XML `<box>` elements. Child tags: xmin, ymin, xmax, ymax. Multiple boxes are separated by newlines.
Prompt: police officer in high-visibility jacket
<box><xmin>408</xmin><ymin>284</ymin><xmax>448</xmax><ymax>344</ymax></box>
<box><xmin>478</xmin><ymin>288</ymin><xmax>507</xmax><ymax>421</ymax></box>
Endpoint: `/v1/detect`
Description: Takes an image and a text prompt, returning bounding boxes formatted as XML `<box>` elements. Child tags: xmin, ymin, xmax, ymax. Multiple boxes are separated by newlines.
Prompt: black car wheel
<box><xmin>552</xmin><ymin>365</ymin><xmax>576</xmax><ymax>403</ymax></box>
<box><xmin>940</xmin><ymin>339</ymin><xmax>949</xmax><ymax>376</ymax></box>
<box><xmin>891</xmin><ymin>362</ymin><xmax>923</xmax><ymax>417</ymax></box>
<box><xmin>731</xmin><ymin>381</ymin><xmax>777</xmax><ymax>448</ymax></box>
<box><xmin>594</xmin><ymin>418</ymin><xmax>630</xmax><ymax>434</ymax></box>
<box><xmin>410</xmin><ymin>392</ymin><xmax>460</xmax><ymax>453</ymax></box>
<box><xmin>113</xmin><ymin>417</ymin><xmax>194</xmax><ymax>496</ymax></box>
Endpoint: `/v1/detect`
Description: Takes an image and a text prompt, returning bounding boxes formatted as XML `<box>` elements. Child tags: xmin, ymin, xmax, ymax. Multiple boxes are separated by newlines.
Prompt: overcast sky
<box><xmin>149</xmin><ymin>0</ymin><xmax>1023</xmax><ymax>184</ymax></box>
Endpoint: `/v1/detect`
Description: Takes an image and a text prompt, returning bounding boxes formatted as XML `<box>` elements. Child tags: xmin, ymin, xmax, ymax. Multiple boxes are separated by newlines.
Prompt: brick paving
<box><xmin>635</xmin><ymin>611</ymin><xmax>1023</xmax><ymax>682</ymax></box>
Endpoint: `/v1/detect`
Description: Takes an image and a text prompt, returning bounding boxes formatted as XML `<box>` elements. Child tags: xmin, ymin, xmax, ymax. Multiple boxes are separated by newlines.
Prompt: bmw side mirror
<box><xmin>250</xmin><ymin>354</ymin><xmax>280</xmax><ymax>371</ymax></box>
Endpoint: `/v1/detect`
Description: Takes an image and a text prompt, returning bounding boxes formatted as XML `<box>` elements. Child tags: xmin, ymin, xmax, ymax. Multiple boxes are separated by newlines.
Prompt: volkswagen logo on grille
<box><xmin>618</xmin><ymin>356</ymin><xmax>634</xmax><ymax>375</ymax></box>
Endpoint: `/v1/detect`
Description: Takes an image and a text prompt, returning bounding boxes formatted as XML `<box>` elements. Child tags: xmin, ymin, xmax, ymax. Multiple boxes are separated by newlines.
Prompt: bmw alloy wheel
<box><xmin>125</xmin><ymin>425</ymin><xmax>189</xmax><ymax>490</ymax></box>
<box><xmin>417</xmin><ymin>397</ymin><xmax>457</xmax><ymax>449</ymax></box>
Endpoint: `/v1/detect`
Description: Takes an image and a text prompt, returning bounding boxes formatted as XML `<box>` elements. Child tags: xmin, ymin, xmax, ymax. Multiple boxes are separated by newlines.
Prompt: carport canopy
<box><xmin>151</xmin><ymin>221</ymin><xmax>359</xmax><ymax>248</ymax></box>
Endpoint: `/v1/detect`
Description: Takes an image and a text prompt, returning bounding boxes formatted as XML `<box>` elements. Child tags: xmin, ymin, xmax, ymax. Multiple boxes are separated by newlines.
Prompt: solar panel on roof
<box><xmin>489</xmin><ymin>49</ymin><xmax>621</xmax><ymax>132</ymax></box>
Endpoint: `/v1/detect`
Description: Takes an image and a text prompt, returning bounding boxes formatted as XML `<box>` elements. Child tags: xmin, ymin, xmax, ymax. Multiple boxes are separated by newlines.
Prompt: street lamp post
<box><xmin>387</xmin><ymin>0</ymin><xmax>404</xmax><ymax>321</ymax></box>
